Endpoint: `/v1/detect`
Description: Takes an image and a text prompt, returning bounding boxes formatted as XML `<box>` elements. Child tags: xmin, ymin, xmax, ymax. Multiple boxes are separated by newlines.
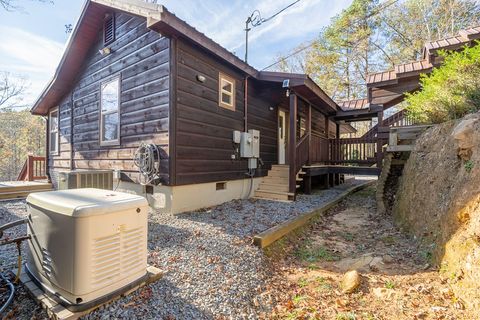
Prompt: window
<box><xmin>49</xmin><ymin>108</ymin><xmax>59</xmax><ymax>155</ymax></box>
<box><xmin>103</xmin><ymin>13</ymin><xmax>115</xmax><ymax>45</ymax></box>
<box><xmin>100</xmin><ymin>77</ymin><xmax>120</xmax><ymax>145</ymax></box>
<box><xmin>218</xmin><ymin>73</ymin><xmax>235</xmax><ymax>110</ymax></box>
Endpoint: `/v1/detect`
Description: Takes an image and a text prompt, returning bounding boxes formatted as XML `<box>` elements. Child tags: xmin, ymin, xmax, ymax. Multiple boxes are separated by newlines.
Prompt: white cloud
<box><xmin>160</xmin><ymin>0</ymin><xmax>352</xmax><ymax>68</ymax></box>
<box><xmin>0</xmin><ymin>26</ymin><xmax>63</xmax><ymax>107</ymax></box>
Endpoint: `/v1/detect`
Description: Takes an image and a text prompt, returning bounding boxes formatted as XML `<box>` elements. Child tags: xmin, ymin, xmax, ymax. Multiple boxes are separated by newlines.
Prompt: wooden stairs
<box><xmin>254</xmin><ymin>165</ymin><xmax>303</xmax><ymax>201</ymax></box>
<box><xmin>0</xmin><ymin>181</ymin><xmax>53</xmax><ymax>200</ymax></box>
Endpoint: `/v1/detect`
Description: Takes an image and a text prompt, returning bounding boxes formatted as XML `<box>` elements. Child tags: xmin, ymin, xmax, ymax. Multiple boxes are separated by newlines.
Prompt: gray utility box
<box><xmin>240</xmin><ymin>129</ymin><xmax>260</xmax><ymax>158</ymax></box>
<box><xmin>58</xmin><ymin>170</ymin><xmax>113</xmax><ymax>190</ymax></box>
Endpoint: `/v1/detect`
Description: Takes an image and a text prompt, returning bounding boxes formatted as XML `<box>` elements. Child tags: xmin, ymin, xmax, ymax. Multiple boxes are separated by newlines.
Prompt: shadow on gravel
<box><xmin>147</xmin><ymin>222</ymin><xmax>192</xmax><ymax>249</ymax></box>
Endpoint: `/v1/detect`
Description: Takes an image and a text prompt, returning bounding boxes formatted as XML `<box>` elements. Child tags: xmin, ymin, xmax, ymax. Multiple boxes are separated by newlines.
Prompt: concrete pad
<box><xmin>16</xmin><ymin>265</ymin><xmax>163</xmax><ymax>320</ymax></box>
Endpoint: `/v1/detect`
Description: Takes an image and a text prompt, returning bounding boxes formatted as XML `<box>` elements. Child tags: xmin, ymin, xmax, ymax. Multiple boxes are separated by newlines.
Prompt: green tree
<box><xmin>405</xmin><ymin>43</ymin><xmax>480</xmax><ymax>123</ymax></box>
<box><xmin>275</xmin><ymin>0</ymin><xmax>480</xmax><ymax>100</ymax></box>
<box><xmin>278</xmin><ymin>0</ymin><xmax>383</xmax><ymax>100</ymax></box>
<box><xmin>380</xmin><ymin>0</ymin><xmax>480</xmax><ymax>64</ymax></box>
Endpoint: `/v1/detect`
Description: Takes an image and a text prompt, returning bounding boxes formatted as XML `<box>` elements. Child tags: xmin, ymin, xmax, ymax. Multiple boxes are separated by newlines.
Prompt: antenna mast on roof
<box><xmin>244</xmin><ymin>0</ymin><xmax>300</xmax><ymax>63</ymax></box>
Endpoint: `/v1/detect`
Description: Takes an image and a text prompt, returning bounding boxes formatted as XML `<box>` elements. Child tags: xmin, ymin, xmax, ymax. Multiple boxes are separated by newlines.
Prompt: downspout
<box><xmin>70</xmin><ymin>94</ymin><xmax>74</xmax><ymax>171</ymax></box>
<box><xmin>243</xmin><ymin>75</ymin><xmax>255</xmax><ymax>200</ymax></box>
<box><xmin>244</xmin><ymin>75</ymin><xmax>249</xmax><ymax>131</ymax></box>
<box><xmin>44</xmin><ymin>116</ymin><xmax>51</xmax><ymax>183</ymax></box>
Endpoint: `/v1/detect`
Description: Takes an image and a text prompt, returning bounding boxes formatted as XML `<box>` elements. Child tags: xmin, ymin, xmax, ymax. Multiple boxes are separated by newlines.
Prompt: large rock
<box><xmin>451</xmin><ymin>117</ymin><xmax>478</xmax><ymax>160</ymax></box>
<box><xmin>341</xmin><ymin>270</ymin><xmax>361</xmax><ymax>294</ymax></box>
<box><xmin>393</xmin><ymin>113</ymin><xmax>480</xmax><ymax>317</ymax></box>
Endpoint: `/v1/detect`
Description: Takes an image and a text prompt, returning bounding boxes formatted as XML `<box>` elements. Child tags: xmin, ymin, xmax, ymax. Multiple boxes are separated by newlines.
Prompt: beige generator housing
<box><xmin>25</xmin><ymin>188</ymin><xmax>149</xmax><ymax>311</ymax></box>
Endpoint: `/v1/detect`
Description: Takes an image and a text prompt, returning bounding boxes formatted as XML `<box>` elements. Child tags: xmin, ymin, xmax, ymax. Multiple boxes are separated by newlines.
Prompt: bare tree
<box><xmin>0</xmin><ymin>72</ymin><xmax>26</xmax><ymax>109</ymax></box>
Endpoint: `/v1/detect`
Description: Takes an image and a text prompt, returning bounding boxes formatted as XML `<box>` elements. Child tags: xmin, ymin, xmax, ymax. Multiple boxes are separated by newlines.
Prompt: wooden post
<box><xmin>307</xmin><ymin>104</ymin><xmax>312</xmax><ymax>166</ymax></box>
<box><xmin>336</xmin><ymin>122</ymin><xmax>341</xmax><ymax>167</ymax></box>
<box><xmin>304</xmin><ymin>174</ymin><xmax>312</xmax><ymax>194</ymax></box>
<box><xmin>376</xmin><ymin>110</ymin><xmax>384</xmax><ymax>169</ymax></box>
<box><xmin>325</xmin><ymin>116</ymin><xmax>330</xmax><ymax>164</ymax></box>
<box><xmin>27</xmin><ymin>155</ymin><xmax>34</xmax><ymax>181</ymax></box>
<box><xmin>289</xmin><ymin>93</ymin><xmax>297</xmax><ymax>196</ymax></box>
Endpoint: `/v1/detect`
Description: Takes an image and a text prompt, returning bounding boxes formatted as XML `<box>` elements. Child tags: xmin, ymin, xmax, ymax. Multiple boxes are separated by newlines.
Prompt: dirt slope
<box><xmin>393</xmin><ymin>112</ymin><xmax>480</xmax><ymax>317</ymax></box>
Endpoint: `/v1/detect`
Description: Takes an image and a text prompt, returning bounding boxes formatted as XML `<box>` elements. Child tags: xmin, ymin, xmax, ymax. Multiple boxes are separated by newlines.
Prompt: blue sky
<box><xmin>0</xmin><ymin>0</ymin><xmax>352</xmax><ymax>106</ymax></box>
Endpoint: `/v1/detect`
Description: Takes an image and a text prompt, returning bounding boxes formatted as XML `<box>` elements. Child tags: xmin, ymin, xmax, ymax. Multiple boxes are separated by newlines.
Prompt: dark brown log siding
<box><xmin>49</xmin><ymin>12</ymin><xmax>170</xmax><ymax>186</ymax></box>
<box><xmin>174</xmin><ymin>39</ymin><xmax>277</xmax><ymax>185</ymax></box>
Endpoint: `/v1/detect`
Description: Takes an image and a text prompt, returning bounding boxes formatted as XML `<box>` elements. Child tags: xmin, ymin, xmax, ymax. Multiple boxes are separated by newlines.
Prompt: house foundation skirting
<box><xmin>116</xmin><ymin>177</ymin><xmax>263</xmax><ymax>214</ymax></box>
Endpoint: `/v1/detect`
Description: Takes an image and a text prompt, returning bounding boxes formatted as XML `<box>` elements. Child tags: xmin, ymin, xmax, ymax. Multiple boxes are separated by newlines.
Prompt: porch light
<box><xmin>99</xmin><ymin>47</ymin><xmax>111</xmax><ymax>56</ymax></box>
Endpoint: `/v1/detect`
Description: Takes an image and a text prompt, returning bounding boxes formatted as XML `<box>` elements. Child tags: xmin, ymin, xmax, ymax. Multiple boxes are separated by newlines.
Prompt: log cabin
<box><xmin>31</xmin><ymin>0</ymin><xmax>352</xmax><ymax>213</ymax></box>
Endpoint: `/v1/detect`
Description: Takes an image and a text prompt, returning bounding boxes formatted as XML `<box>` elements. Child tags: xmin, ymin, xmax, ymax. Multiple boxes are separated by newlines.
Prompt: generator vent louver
<box><xmin>91</xmin><ymin>227</ymin><xmax>145</xmax><ymax>288</ymax></box>
<box><xmin>41</xmin><ymin>248</ymin><xmax>53</xmax><ymax>279</ymax></box>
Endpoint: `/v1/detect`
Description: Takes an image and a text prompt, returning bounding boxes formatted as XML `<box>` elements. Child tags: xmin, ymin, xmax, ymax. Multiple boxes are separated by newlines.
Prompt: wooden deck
<box><xmin>0</xmin><ymin>181</ymin><xmax>53</xmax><ymax>200</ymax></box>
<box><xmin>301</xmin><ymin>164</ymin><xmax>380</xmax><ymax>194</ymax></box>
<box><xmin>386</xmin><ymin>125</ymin><xmax>432</xmax><ymax>152</ymax></box>
<box><xmin>303</xmin><ymin>164</ymin><xmax>381</xmax><ymax>176</ymax></box>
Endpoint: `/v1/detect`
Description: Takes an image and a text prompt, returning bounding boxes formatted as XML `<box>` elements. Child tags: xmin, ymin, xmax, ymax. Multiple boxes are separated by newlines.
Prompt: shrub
<box><xmin>405</xmin><ymin>42</ymin><xmax>480</xmax><ymax>124</ymax></box>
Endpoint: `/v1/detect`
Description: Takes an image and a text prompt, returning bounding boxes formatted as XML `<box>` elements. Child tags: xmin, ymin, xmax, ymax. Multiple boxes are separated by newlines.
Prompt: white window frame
<box><xmin>49</xmin><ymin>107</ymin><xmax>59</xmax><ymax>155</ymax></box>
<box><xmin>99</xmin><ymin>76</ymin><xmax>121</xmax><ymax>146</ymax></box>
<box><xmin>218</xmin><ymin>72</ymin><xmax>236</xmax><ymax>111</ymax></box>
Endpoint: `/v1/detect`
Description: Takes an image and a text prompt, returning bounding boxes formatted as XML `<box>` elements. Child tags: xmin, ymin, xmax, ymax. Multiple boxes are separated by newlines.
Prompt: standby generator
<box><xmin>25</xmin><ymin>188</ymin><xmax>149</xmax><ymax>311</ymax></box>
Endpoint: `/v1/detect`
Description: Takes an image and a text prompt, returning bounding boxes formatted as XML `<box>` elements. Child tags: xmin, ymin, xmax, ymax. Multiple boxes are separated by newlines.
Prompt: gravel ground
<box><xmin>0</xmin><ymin>177</ymin><xmax>373</xmax><ymax>319</ymax></box>
<box><xmin>0</xmin><ymin>200</ymin><xmax>48</xmax><ymax>319</ymax></box>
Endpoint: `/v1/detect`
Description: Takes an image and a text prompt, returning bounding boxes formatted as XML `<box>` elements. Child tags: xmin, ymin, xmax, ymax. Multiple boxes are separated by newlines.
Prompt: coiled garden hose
<box><xmin>0</xmin><ymin>272</ymin><xmax>15</xmax><ymax>314</ymax></box>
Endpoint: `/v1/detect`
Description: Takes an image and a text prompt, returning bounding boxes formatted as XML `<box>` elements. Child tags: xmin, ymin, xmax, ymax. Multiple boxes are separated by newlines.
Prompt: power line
<box><xmin>261</xmin><ymin>0</ymin><xmax>400</xmax><ymax>71</ymax></box>
<box><xmin>249</xmin><ymin>0</ymin><xmax>301</xmax><ymax>27</ymax></box>
<box><xmin>245</xmin><ymin>0</ymin><xmax>301</xmax><ymax>62</ymax></box>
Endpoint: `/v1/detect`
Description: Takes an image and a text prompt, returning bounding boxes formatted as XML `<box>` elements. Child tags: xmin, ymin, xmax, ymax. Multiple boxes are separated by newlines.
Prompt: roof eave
<box><xmin>147</xmin><ymin>9</ymin><xmax>258</xmax><ymax>77</ymax></box>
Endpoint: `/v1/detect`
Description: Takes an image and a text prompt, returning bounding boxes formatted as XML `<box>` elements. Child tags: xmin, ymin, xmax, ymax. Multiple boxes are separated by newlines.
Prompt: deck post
<box><xmin>325</xmin><ymin>116</ymin><xmax>330</xmax><ymax>163</ymax></box>
<box><xmin>307</xmin><ymin>104</ymin><xmax>312</xmax><ymax>166</ymax></box>
<box><xmin>27</xmin><ymin>155</ymin><xmax>34</xmax><ymax>181</ymax></box>
<box><xmin>376</xmin><ymin>110</ymin><xmax>384</xmax><ymax>169</ymax></box>
<box><xmin>335</xmin><ymin>123</ymin><xmax>340</xmax><ymax>181</ymax></box>
<box><xmin>289</xmin><ymin>92</ymin><xmax>297</xmax><ymax>197</ymax></box>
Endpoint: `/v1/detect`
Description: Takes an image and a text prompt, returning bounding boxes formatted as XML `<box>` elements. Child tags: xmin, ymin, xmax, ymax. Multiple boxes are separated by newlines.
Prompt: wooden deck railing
<box><xmin>295</xmin><ymin>134</ymin><xmax>310</xmax><ymax>174</ymax></box>
<box><xmin>362</xmin><ymin>109</ymin><xmax>418</xmax><ymax>139</ymax></box>
<box><xmin>329</xmin><ymin>137</ymin><xmax>377</xmax><ymax>166</ymax></box>
<box><xmin>389</xmin><ymin>109</ymin><xmax>416</xmax><ymax>127</ymax></box>
<box><xmin>310</xmin><ymin>134</ymin><xmax>329</xmax><ymax>163</ymax></box>
<box><xmin>17</xmin><ymin>156</ymin><xmax>47</xmax><ymax>181</ymax></box>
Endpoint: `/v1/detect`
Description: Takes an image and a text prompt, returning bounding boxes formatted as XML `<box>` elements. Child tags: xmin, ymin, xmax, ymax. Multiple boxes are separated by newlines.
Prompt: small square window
<box><xmin>218</xmin><ymin>73</ymin><xmax>235</xmax><ymax>111</ymax></box>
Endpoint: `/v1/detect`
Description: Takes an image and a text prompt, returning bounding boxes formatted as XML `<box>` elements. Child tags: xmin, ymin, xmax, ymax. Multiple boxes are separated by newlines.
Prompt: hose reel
<box><xmin>133</xmin><ymin>143</ymin><xmax>162</xmax><ymax>185</ymax></box>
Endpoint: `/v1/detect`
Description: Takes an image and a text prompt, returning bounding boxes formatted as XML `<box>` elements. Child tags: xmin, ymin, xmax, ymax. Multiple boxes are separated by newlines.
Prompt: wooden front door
<box><xmin>278</xmin><ymin>110</ymin><xmax>287</xmax><ymax>164</ymax></box>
